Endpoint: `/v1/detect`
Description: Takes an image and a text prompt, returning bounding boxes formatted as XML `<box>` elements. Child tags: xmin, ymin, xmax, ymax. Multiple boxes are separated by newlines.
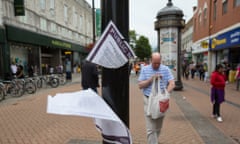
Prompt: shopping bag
<box><xmin>160</xmin><ymin>99</ymin><xmax>169</xmax><ymax>113</ymax></box>
<box><xmin>147</xmin><ymin>77</ymin><xmax>170</xmax><ymax>119</ymax></box>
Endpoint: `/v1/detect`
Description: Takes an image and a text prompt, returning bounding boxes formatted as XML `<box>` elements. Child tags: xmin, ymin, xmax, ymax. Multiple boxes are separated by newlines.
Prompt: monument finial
<box><xmin>167</xmin><ymin>0</ymin><xmax>173</xmax><ymax>6</ymax></box>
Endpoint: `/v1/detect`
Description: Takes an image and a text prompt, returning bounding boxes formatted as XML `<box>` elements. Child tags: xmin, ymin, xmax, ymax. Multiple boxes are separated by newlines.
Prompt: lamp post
<box><xmin>101</xmin><ymin>0</ymin><xmax>129</xmax><ymax>126</ymax></box>
<box><xmin>92</xmin><ymin>0</ymin><xmax>96</xmax><ymax>43</ymax></box>
<box><xmin>154</xmin><ymin>0</ymin><xmax>185</xmax><ymax>90</ymax></box>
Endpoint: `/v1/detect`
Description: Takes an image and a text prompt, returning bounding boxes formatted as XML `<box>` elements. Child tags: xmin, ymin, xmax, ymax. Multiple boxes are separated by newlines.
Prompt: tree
<box><xmin>135</xmin><ymin>36</ymin><xmax>152</xmax><ymax>60</ymax></box>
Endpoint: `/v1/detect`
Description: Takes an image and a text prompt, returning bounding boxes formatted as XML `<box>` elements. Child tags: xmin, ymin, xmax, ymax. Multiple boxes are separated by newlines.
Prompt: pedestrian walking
<box><xmin>189</xmin><ymin>61</ymin><xmax>196</xmax><ymax>79</ymax></box>
<box><xmin>134</xmin><ymin>63</ymin><xmax>140</xmax><ymax>75</ymax></box>
<box><xmin>210</xmin><ymin>64</ymin><xmax>226</xmax><ymax>122</ymax></box>
<box><xmin>235</xmin><ymin>64</ymin><xmax>240</xmax><ymax>91</ymax></box>
<box><xmin>81</xmin><ymin>61</ymin><xmax>99</xmax><ymax>93</ymax></box>
<box><xmin>199</xmin><ymin>63</ymin><xmax>205</xmax><ymax>81</ymax></box>
<box><xmin>138</xmin><ymin>52</ymin><xmax>175</xmax><ymax>144</ymax></box>
<box><xmin>203</xmin><ymin>62</ymin><xmax>208</xmax><ymax>82</ymax></box>
<box><xmin>184</xmin><ymin>63</ymin><xmax>190</xmax><ymax>80</ymax></box>
<box><xmin>182</xmin><ymin>61</ymin><xmax>187</xmax><ymax>78</ymax></box>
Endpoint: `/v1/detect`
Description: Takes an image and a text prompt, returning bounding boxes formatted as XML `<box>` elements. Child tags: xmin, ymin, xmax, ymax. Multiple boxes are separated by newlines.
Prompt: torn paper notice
<box><xmin>47</xmin><ymin>89</ymin><xmax>132</xmax><ymax>144</ymax></box>
<box><xmin>86</xmin><ymin>21</ymin><xmax>136</xmax><ymax>69</ymax></box>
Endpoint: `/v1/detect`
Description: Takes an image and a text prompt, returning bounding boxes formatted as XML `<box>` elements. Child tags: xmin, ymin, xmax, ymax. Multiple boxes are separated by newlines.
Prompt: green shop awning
<box><xmin>6</xmin><ymin>25</ymin><xmax>88</xmax><ymax>53</ymax></box>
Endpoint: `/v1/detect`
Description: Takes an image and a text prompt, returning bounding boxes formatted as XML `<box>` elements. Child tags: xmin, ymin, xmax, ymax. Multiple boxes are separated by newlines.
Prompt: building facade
<box><xmin>181</xmin><ymin>17</ymin><xmax>194</xmax><ymax>64</ymax></box>
<box><xmin>0</xmin><ymin>0</ymin><xmax>93</xmax><ymax>79</ymax></box>
<box><xmin>193</xmin><ymin>0</ymin><xmax>240</xmax><ymax>73</ymax></box>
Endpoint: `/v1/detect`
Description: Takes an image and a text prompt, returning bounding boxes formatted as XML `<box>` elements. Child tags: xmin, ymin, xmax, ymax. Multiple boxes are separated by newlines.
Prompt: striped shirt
<box><xmin>138</xmin><ymin>64</ymin><xmax>174</xmax><ymax>97</ymax></box>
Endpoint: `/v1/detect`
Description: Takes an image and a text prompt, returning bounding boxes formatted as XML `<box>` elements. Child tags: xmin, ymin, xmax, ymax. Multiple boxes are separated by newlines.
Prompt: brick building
<box><xmin>192</xmin><ymin>0</ymin><xmax>240</xmax><ymax>73</ymax></box>
<box><xmin>181</xmin><ymin>17</ymin><xmax>193</xmax><ymax>63</ymax></box>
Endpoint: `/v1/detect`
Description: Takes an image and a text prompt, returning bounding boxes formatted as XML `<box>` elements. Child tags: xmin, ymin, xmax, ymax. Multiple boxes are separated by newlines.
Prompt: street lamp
<box><xmin>101</xmin><ymin>0</ymin><xmax>129</xmax><ymax>127</ymax></box>
<box><xmin>154</xmin><ymin>0</ymin><xmax>185</xmax><ymax>90</ymax></box>
<box><xmin>92</xmin><ymin>0</ymin><xmax>96</xmax><ymax>43</ymax></box>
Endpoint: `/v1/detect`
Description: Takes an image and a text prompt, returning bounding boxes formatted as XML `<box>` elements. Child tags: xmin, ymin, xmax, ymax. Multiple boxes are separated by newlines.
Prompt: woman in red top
<box><xmin>210</xmin><ymin>64</ymin><xmax>226</xmax><ymax>122</ymax></box>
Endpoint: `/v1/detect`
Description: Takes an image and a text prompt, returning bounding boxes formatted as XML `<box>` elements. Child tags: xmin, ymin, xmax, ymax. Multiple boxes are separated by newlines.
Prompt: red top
<box><xmin>210</xmin><ymin>71</ymin><xmax>226</xmax><ymax>89</ymax></box>
<box><xmin>237</xmin><ymin>67</ymin><xmax>240</xmax><ymax>78</ymax></box>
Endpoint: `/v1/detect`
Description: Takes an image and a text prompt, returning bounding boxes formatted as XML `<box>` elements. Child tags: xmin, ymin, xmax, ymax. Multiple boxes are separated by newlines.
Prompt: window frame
<box><xmin>40</xmin><ymin>0</ymin><xmax>46</xmax><ymax>10</ymax></box>
<box><xmin>222</xmin><ymin>0</ymin><xmax>228</xmax><ymax>15</ymax></box>
<box><xmin>234</xmin><ymin>0</ymin><xmax>240</xmax><ymax>7</ymax></box>
<box><xmin>213</xmin><ymin>1</ymin><xmax>217</xmax><ymax>20</ymax></box>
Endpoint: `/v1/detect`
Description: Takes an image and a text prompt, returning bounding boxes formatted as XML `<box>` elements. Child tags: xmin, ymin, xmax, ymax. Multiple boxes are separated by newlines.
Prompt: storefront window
<box><xmin>234</xmin><ymin>0</ymin><xmax>240</xmax><ymax>7</ymax></box>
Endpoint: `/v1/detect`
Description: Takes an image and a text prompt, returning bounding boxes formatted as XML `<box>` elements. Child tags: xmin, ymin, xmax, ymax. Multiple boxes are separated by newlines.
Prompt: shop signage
<box><xmin>14</xmin><ymin>0</ymin><xmax>25</xmax><ymax>16</ymax></box>
<box><xmin>211</xmin><ymin>38</ymin><xmax>227</xmax><ymax>48</ymax></box>
<box><xmin>51</xmin><ymin>40</ymin><xmax>71</xmax><ymax>49</ymax></box>
<box><xmin>201</xmin><ymin>41</ymin><xmax>209</xmax><ymax>48</ymax></box>
<box><xmin>95</xmin><ymin>9</ymin><xmax>101</xmax><ymax>37</ymax></box>
<box><xmin>64</xmin><ymin>51</ymin><xmax>72</xmax><ymax>55</ymax></box>
<box><xmin>211</xmin><ymin>27</ymin><xmax>240</xmax><ymax>50</ymax></box>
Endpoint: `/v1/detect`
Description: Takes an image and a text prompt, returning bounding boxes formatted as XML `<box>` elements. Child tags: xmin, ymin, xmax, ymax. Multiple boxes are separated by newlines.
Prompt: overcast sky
<box><xmin>85</xmin><ymin>0</ymin><xmax>197</xmax><ymax>48</ymax></box>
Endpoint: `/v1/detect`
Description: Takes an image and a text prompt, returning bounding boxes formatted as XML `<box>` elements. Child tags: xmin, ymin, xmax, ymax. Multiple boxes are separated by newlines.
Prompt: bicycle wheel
<box><xmin>9</xmin><ymin>86</ymin><xmax>23</xmax><ymax>97</ymax></box>
<box><xmin>59</xmin><ymin>77</ymin><xmax>67</xmax><ymax>85</ymax></box>
<box><xmin>25</xmin><ymin>82</ymin><xmax>37</xmax><ymax>94</ymax></box>
<box><xmin>50</xmin><ymin>78</ymin><xmax>59</xmax><ymax>88</ymax></box>
<box><xmin>37</xmin><ymin>78</ymin><xmax>43</xmax><ymax>88</ymax></box>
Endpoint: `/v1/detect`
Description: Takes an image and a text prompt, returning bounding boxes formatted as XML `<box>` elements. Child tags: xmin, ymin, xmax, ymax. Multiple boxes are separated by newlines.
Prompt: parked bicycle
<box><xmin>18</xmin><ymin>77</ymin><xmax>37</xmax><ymax>94</ymax></box>
<box><xmin>37</xmin><ymin>75</ymin><xmax>59</xmax><ymax>88</ymax></box>
<box><xmin>0</xmin><ymin>82</ymin><xmax>5</xmax><ymax>101</ymax></box>
<box><xmin>0</xmin><ymin>79</ymin><xmax>24</xmax><ymax>101</ymax></box>
<box><xmin>57</xmin><ymin>73</ymin><xmax>67</xmax><ymax>85</ymax></box>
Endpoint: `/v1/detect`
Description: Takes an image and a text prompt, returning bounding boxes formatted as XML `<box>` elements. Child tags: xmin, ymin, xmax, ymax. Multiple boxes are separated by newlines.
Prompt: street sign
<box><xmin>14</xmin><ymin>0</ymin><xmax>25</xmax><ymax>16</ymax></box>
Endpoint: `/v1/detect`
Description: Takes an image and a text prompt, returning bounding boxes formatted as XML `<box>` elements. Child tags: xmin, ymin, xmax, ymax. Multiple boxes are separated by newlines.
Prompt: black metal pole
<box><xmin>157</xmin><ymin>31</ymin><xmax>160</xmax><ymax>52</ymax></box>
<box><xmin>92</xmin><ymin>0</ymin><xmax>96</xmax><ymax>43</ymax></box>
<box><xmin>174</xmin><ymin>28</ymin><xmax>183</xmax><ymax>90</ymax></box>
<box><xmin>101</xmin><ymin>0</ymin><xmax>129</xmax><ymax>127</ymax></box>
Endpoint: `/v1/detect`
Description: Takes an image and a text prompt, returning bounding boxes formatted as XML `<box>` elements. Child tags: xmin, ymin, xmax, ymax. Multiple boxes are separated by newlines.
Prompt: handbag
<box><xmin>147</xmin><ymin>77</ymin><xmax>170</xmax><ymax>119</ymax></box>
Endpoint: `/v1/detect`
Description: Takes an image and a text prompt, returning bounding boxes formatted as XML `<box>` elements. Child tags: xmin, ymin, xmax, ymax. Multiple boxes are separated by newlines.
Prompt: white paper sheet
<box><xmin>47</xmin><ymin>89</ymin><xmax>132</xmax><ymax>144</ymax></box>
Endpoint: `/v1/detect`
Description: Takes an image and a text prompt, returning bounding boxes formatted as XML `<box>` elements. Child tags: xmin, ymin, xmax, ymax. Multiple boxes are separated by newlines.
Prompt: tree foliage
<box><xmin>129</xmin><ymin>30</ymin><xmax>152</xmax><ymax>60</ymax></box>
<box><xmin>135</xmin><ymin>36</ymin><xmax>152</xmax><ymax>60</ymax></box>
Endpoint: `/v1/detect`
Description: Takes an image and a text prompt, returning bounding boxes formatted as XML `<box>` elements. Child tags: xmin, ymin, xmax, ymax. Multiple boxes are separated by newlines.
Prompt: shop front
<box><xmin>210</xmin><ymin>27</ymin><xmax>240</xmax><ymax>68</ymax></box>
<box><xmin>210</xmin><ymin>27</ymin><xmax>240</xmax><ymax>82</ymax></box>
<box><xmin>1</xmin><ymin>25</ymin><xmax>88</xmax><ymax>79</ymax></box>
<box><xmin>192</xmin><ymin>41</ymin><xmax>209</xmax><ymax>64</ymax></box>
<box><xmin>0</xmin><ymin>28</ymin><xmax>5</xmax><ymax>79</ymax></box>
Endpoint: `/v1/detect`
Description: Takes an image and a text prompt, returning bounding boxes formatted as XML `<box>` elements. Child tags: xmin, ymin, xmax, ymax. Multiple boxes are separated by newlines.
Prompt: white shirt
<box><xmin>11</xmin><ymin>64</ymin><xmax>17</xmax><ymax>74</ymax></box>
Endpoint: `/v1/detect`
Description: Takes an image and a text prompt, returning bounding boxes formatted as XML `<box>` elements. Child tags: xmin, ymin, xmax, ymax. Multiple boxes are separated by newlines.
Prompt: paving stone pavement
<box><xmin>0</xmin><ymin>73</ymin><xmax>240</xmax><ymax>144</ymax></box>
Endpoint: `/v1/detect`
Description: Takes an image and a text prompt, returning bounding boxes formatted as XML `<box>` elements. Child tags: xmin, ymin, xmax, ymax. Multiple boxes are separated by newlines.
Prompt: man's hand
<box><xmin>138</xmin><ymin>74</ymin><xmax>162</xmax><ymax>89</ymax></box>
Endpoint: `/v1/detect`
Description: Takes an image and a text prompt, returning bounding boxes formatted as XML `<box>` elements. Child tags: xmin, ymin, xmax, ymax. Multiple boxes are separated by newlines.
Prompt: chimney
<box><xmin>193</xmin><ymin>6</ymin><xmax>197</xmax><ymax>12</ymax></box>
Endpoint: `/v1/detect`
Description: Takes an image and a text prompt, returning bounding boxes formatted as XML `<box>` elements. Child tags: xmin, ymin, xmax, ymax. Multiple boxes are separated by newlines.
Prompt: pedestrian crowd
<box><xmin>181</xmin><ymin>60</ymin><xmax>240</xmax><ymax>91</ymax></box>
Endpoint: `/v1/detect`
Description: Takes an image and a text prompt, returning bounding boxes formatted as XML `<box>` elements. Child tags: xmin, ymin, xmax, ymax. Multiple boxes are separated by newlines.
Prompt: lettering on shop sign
<box><xmin>51</xmin><ymin>40</ymin><xmax>71</xmax><ymax>48</ymax></box>
<box><xmin>14</xmin><ymin>0</ymin><xmax>25</xmax><ymax>16</ymax></box>
<box><xmin>211</xmin><ymin>38</ymin><xmax>226</xmax><ymax>48</ymax></box>
<box><xmin>230</xmin><ymin>31</ymin><xmax>240</xmax><ymax>44</ymax></box>
<box><xmin>201</xmin><ymin>41</ymin><xmax>209</xmax><ymax>48</ymax></box>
